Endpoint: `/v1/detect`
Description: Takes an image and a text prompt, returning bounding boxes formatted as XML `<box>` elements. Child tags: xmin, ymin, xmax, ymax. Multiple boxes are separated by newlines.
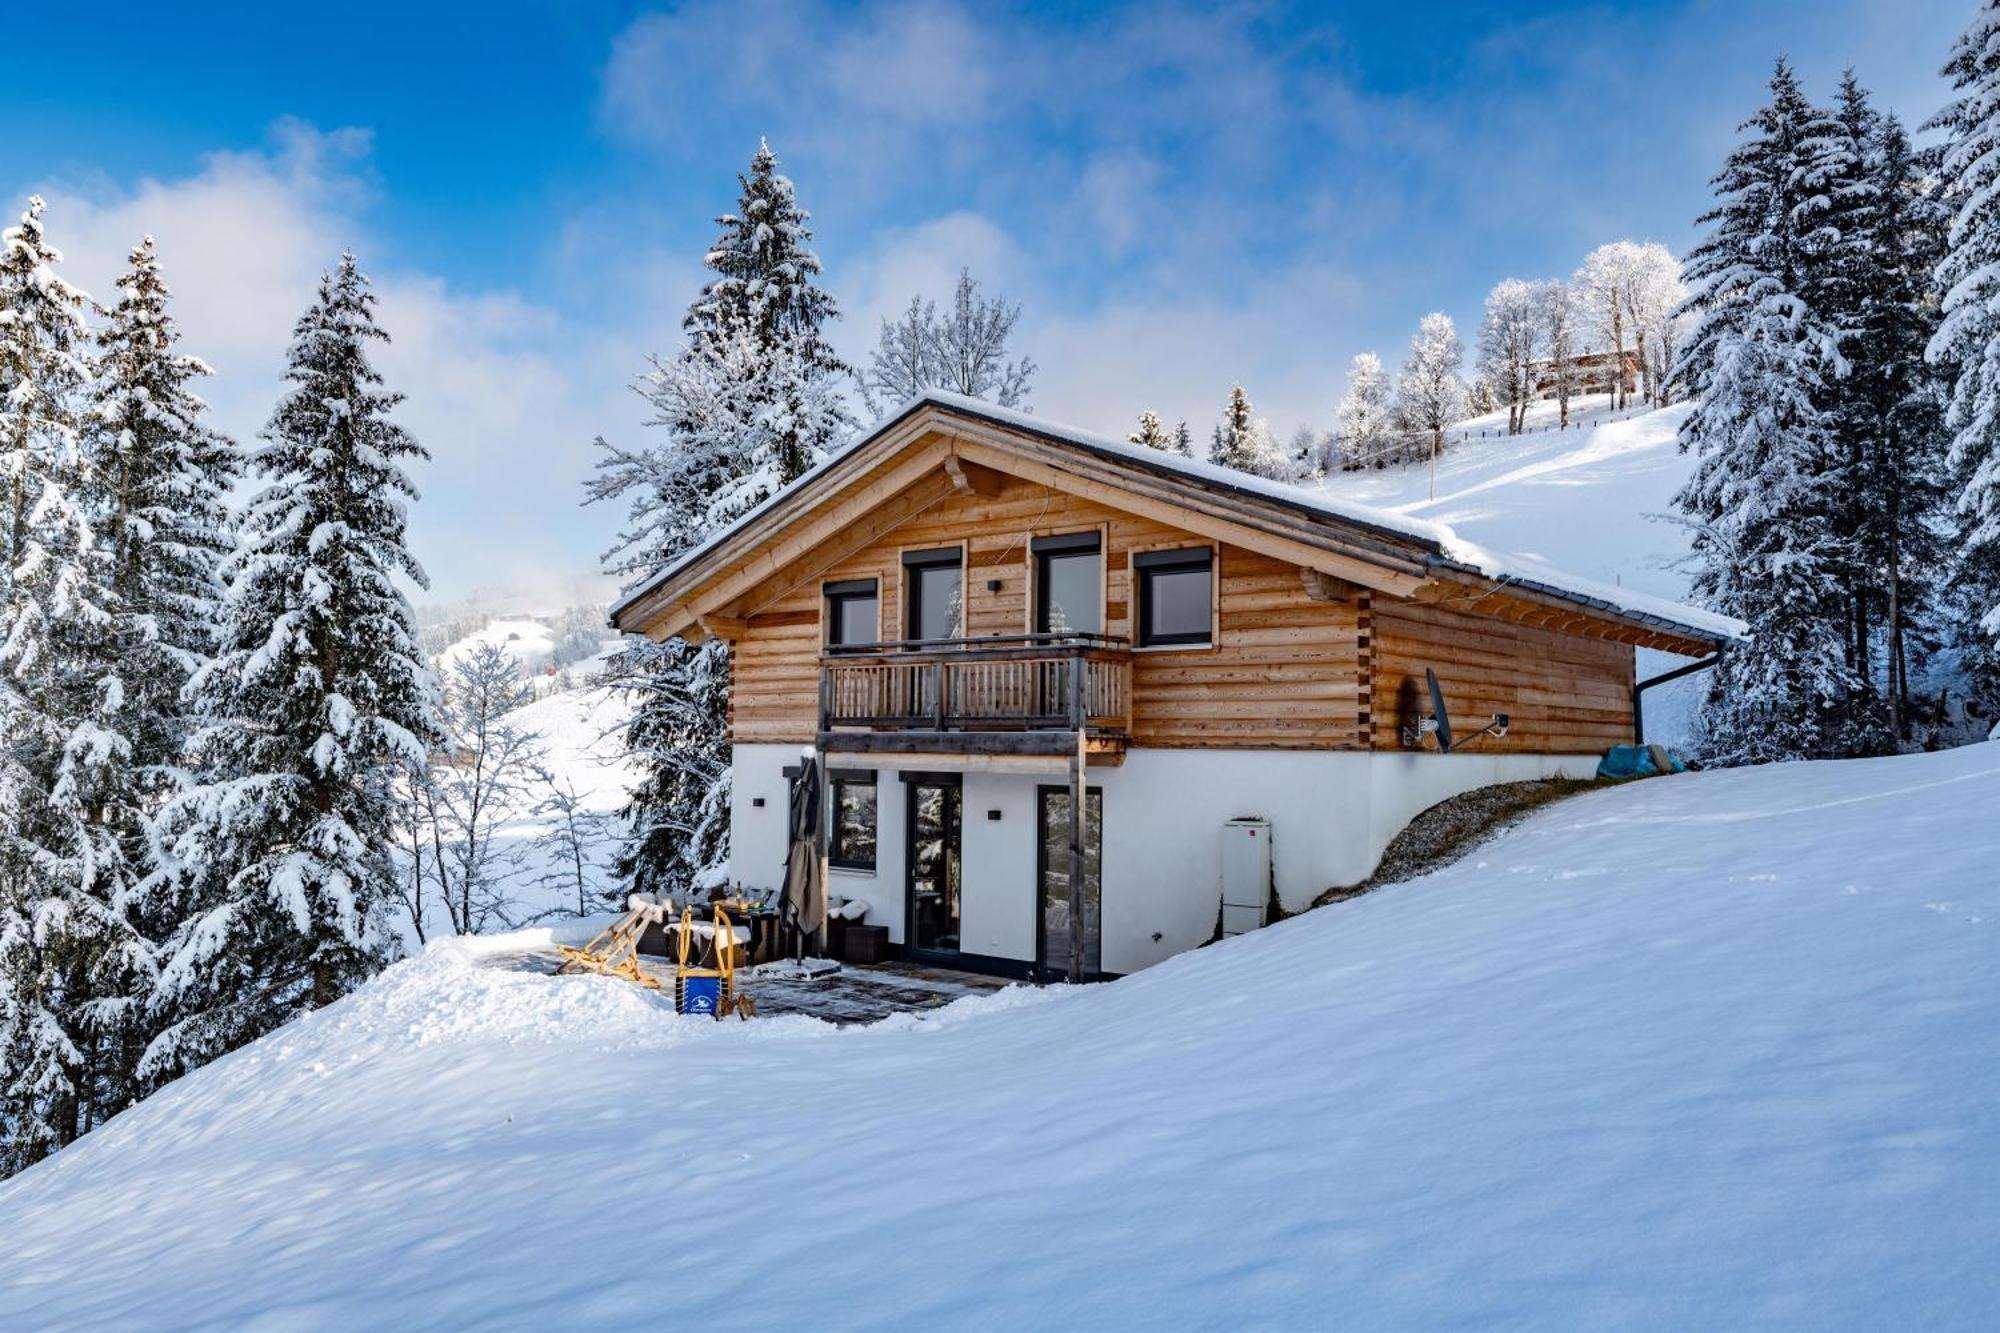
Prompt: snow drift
<box><xmin>2</xmin><ymin>744</ymin><xmax>1996</xmax><ymax>1329</ymax></box>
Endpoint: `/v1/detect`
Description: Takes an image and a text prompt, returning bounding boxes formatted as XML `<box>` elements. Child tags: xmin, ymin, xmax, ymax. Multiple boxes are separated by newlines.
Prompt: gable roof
<box><xmin>609</xmin><ymin>391</ymin><xmax>1744</xmax><ymax>652</ymax></box>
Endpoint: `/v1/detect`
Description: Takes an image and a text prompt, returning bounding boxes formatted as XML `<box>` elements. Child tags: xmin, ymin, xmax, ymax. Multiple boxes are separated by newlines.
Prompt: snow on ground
<box><xmin>1321</xmin><ymin>397</ymin><xmax>1709</xmax><ymax>742</ymax></box>
<box><xmin>433</xmin><ymin>617</ymin><xmax>557</xmax><ymax>676</ymax></box>
<box><xmin>4</xmin><ymin>742</ymin><xmax>1996</xmax><ymax>1329</ymax></box>
<box><xmin>458</xmin><ymin>676</ymin><xmax>639</xmax><ymax>930</ymax></box>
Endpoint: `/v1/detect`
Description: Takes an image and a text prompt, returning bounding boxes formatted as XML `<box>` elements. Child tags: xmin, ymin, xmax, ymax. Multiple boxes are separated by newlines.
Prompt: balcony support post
<box><xmin>1066</xmin><ymin>644</ymin><xmax>1086</xmax><ymax>984</ymax></box>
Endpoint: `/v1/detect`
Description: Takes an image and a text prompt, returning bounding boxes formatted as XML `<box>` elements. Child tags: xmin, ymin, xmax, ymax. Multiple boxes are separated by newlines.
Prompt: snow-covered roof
<box><xmin>609</xmin><ymin>391</ymin><xmax>1743</xmax><ymax>646</ymax></box>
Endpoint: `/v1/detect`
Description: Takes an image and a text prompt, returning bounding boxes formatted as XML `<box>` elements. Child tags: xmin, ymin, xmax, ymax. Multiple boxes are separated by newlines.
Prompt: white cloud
<box><xmin>14</xmin><ymin>123</ymin><xmax>633</xmax><ymax>607</ymax></box>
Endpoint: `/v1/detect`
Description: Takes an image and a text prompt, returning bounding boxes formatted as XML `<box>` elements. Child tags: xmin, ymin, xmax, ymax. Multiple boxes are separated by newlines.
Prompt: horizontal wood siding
<box><xmin>730</xmin><ymin>480</ymin><xmax>1364</xmax><ymax>749</ymax></box>
<box><xmin>1370</xmin><ymin>599</ymin><xmax>1635</xmax><ymax>753</ymax></box>
<box><xmin>729</xmin><ymin>465</ymin><xmax>1635</xmax><ymax>755</ymax></box>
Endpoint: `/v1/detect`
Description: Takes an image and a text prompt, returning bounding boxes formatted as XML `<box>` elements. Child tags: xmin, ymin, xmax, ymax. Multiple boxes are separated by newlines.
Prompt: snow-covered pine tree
<box><xmin>687</xmin><ymin>138</ymin><xmax>851</xmax><ymax>482</ymax></box>
<box><xmin>1930</xmin><ymin>3</ymin><xmax>2000</xmax><ymax>698</ymax></box>
<box><xmin>593</xmin><ymin>141</ymin><xmax>852</xmax><ymax>902</ymax></box>
<box><xmin>88</xmin><ymin>237</ymin><xmax>239</xmax><ymax>794</ymax></box>
<box><xmin>1171</xmin><ymin>420</ymin><xmax>1194</xmax><ymax>457</ymax></box>
<box><xmin>1853</xmin><ymin>111</ymin><xmax>1951</xmax><ymax>739</ymax></box>
<box><xmin>141</xmin><ymin>254</ymin><xmax>438</xmax><ymax>1082</ymax></box>
<box><xmin>1811</xmin><ymin>73</ymin><xmax>1954</xmax><ymax>736</ymax></box>
<box><xmin>1208</xmin><ymin>385</ymin><xmax>1289</xmax><ymax>480</ymax></box>
<box><xmin>1334</xmin><ymin>352</ymin><xmax>1392</xmax><ymax>469</ymax></box>
<box><xmin>1129</xmin><ymin>410</ymin><xmax>1171</xmax><ymax>450</ymax></box>
<box><xmin>58</xmin><ymin>236</ymin><xmax>242</xmax><ymax>1127</ymax></box>
<box><xmin>1674</xmin><ymin>59</ymin><xmax>1864</xmax><ymax>764</ymax></box>
<box><xmin>0</xmin><ymin>196</ymin><xmax>136</xmax><ymax>1175</ymax></box>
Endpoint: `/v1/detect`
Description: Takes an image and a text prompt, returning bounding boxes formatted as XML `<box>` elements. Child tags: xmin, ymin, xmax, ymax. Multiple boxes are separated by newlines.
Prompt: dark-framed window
<box><xmin>1134</xmin><ymin>547</ymin><xmax>1214</xmax><ymax>647</ymax></box>
<box><xmin>1033</xmin><ymin>531</ymin><xmax>1102</xmax><ymax>636</ymax></box>
<box><xmin>824</xmin><ymin>578</ymin><xmax>879</xmax><ymax>647</ymax></box>
<box><xmin>829</xmin><ymin>769</ymin><xmax>878</xmax><ymax>872</ymax></box>
<box><xmin>902</xmin><ymin>546</ymin><xmax>964</xmax><ymax>642</ymax></box>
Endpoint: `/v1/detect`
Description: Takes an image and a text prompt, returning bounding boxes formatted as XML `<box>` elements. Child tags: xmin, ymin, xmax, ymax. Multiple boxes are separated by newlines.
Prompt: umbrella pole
<box><xmin>811</xmin><ymin>758</ymin><xmax>831</xmax><ymax>958</ymax></box>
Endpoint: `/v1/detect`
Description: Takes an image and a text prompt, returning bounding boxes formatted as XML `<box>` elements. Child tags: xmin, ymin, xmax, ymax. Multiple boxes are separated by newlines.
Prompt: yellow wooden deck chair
<box><xmin>554</xmin><ymin>897</ymin><xmax>666</xmax><ymax>991</ymax></box>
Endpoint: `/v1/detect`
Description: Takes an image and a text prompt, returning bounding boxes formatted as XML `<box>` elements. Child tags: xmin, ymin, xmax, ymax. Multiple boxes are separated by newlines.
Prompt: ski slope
<box><xmin>3</xmin><ymin>742</ymin><xmax>1995</xmax><ymax>1329</ymax></box>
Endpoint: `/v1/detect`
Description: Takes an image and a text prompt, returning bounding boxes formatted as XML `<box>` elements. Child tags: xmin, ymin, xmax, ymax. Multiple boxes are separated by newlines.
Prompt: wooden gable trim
<box><xmin>947</xmin><ymin>437</ymin><xmax>1432</xmax><ymax>600</ymax></box>
<box><xmin>640</xmin><ymin>436</ymin><xmax>958</xmax><ymax>640</ymax></box>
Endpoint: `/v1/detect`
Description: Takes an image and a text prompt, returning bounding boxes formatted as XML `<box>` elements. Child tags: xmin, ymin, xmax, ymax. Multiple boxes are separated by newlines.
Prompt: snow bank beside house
<box><xmin>3</xmin><ymin>742</ymin><xmax>1997</xmax><ymax>1328</ymax></box>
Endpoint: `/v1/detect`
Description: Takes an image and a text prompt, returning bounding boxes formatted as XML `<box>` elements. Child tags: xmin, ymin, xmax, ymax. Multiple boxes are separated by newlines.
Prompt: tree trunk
<box><xmin>1887</xmin><ymin>531</ymin><xmax>1906</xmax><ymax>742</ymax></box>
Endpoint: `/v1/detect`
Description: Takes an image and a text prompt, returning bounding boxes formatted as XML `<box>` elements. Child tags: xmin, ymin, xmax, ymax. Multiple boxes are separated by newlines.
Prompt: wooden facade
<box><xmin>613</xmin><ymin>398</ymin><xmax>1730</xmax><ymax>761</ymax></box>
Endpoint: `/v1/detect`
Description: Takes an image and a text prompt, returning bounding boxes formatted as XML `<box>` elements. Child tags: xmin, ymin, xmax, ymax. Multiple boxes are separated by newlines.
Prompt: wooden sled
<box><xmin>674</xmin><ymin>906</ymin><xmax>757</xmax><ymax>1020</ymax></box>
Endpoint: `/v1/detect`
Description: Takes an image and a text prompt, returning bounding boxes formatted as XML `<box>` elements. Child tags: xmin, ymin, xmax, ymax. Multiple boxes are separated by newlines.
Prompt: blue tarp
<box><xmin>1596</xmin><ymin>743</ymin><xmax>1688</xmax><ymax>779</ymax></box>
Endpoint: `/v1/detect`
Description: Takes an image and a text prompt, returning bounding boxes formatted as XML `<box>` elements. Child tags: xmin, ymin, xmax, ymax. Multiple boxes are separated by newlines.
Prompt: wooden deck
<box><xmin>494</xmin><ymin>948</ymin><xmax>1010</xmax><ymax>1026</ymax></box>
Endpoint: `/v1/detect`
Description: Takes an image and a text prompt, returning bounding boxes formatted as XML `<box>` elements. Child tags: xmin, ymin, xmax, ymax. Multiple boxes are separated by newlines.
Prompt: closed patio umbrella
<box><xmin>782</xmin><ymin>752</ymin><xmax>825</xmax><ymax>957</ymax></box>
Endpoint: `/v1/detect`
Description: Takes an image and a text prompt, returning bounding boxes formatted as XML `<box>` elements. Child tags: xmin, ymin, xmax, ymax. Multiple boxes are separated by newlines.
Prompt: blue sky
<box><xmin>2</xmin><ymin>0</ymin><xmax>1971</xmax><ymax>603</ymax></box>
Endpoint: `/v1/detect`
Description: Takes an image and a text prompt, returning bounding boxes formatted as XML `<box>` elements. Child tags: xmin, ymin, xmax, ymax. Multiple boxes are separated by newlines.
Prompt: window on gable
<box><xmin>1135</xmin><ymin>547</ymin><xmax>1214</xmax><ymax>647</ymax></box>
<box><xmin>825</xmin><ymin>579</ymin><xmax>879</xmax><ymax>647</ymax></box>
<box><xmin>1033</xmin><ymin>531</ymin><xmax>1102</xmax><ymax>637</ymax></box>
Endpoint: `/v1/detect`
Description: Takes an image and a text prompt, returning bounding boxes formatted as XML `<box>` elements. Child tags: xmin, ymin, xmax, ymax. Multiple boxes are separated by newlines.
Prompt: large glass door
<box><xmin>905</xmin><ymin>776</ymin><xmax>962</xmax><ymax>956</ymax></box>
<box><xmin>1038</xmin><ymin>786</ymin><xmax>1102</xmax><ymax>978</ymax></box>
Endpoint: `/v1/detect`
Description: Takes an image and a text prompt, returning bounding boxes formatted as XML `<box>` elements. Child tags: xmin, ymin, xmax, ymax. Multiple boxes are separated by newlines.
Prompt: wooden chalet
<box><xmin>610</xmin><ymin>392</ymin><xmax>1734</xmax><ymax>981</ymax></box>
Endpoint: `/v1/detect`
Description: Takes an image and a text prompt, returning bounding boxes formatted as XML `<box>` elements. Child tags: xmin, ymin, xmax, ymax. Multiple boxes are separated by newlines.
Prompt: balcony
<box><xmin>819</xmin><ymin>633</ymin><xmax>1132</xmax><ymax>759</ymax></box>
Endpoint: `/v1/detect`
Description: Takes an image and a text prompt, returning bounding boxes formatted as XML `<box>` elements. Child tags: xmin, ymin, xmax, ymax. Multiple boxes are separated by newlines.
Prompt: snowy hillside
<box><xmin>4</xmin><ymin>742</ymin><xmax>1995</xmax><ymax>1328</ymax></box>
<box><xmin>434</xmin><ymin>616</ymin><xmax>557</xmax><ymax>674</ymax></box>
<box><xmin>1321</xmin><ymin>397</ymin><xmax>1709</xmax><ymax>739</ymax></box>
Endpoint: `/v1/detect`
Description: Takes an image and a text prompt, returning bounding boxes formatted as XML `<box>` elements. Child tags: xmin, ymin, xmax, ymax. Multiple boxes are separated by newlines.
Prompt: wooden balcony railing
<box><xmin>820</xmin><ymin>633</ymin><xmax>1132</xmax><ymax>735</ymax></box>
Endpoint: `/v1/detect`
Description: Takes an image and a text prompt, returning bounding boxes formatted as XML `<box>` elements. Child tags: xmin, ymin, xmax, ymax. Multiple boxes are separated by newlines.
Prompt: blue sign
<box><xmin>679</xmin><ymin>974</ymin><xmax>722</xmax><ymax>1016</ymax></box>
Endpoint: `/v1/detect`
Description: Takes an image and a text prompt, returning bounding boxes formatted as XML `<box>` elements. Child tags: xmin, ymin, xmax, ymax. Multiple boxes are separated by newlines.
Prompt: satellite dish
<box><xmin>1426</xmin><ymin>668</ymin><xmax>1455</xmax><ymax>754</ymax></box>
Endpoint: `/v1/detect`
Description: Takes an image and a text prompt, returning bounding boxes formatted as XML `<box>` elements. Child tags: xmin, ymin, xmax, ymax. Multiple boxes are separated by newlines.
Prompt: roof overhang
<box><xmin>609</xmin><ymin>394</ymin><xmax>1735</xmax><ymax>657</ymax></box>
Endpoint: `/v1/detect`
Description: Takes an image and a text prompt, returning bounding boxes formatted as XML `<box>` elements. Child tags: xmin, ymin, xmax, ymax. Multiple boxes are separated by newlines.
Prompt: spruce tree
<box><xmin>0</xmin><ymin>197</ymin><xmax>112</xmax><ymax>1173</ymax></box>
<box><xmin>594</xmin><ymin>141</ymin><xmax>851</xmax><ymax>901</ymax></box>
<box><xmin>142</xmin><ymin>255</ymin><xmax>437</xmax><ymax>1080</ymax></box>
<box><xmin>1674</xmin><ymin>60</ymin><xmax>1861</xmax><ymax>763</ymax></box>
<box><xmin>1209</xmin><ymin>385</ymin><xmax>1288</xmax><ymax>479</ymax></box>
<box><xmin>1842</xmin><ymin>108</ymin><xmax>1951</xmax><ymax>740</ymax></box>
<box><xmin>1930</xmin><ymin>2</ymin><xmax>2000</xmax><ymax>697</ymax></box>
<box><xmin>1129</xmin><ymin>410</ymin><xmax>1171</xmax><ymax>450</ymax></box>
<box><xmin>88</xmin><ymin>238</ymin><xmax>239</xmax><ymax>788</ymax></box>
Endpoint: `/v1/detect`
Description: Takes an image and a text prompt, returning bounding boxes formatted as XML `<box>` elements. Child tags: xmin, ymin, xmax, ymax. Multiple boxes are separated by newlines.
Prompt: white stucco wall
<box><xmin>730</xmin><ymin>742</ymin><xmax>1600</xmax><ymax>977</ymax></box>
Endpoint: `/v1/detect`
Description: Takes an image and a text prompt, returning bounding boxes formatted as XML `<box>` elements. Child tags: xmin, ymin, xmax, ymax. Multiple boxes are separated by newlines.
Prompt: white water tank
<box><xmin>1221</xmin><ymin>818</ymin><xmax>1271</xmax><ymax>936</ymax></box>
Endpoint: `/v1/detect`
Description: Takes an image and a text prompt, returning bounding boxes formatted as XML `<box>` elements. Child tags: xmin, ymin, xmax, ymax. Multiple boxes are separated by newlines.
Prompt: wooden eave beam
<box><xmin>1414</xmin><ymin>574</ymin><xmax>1722</xmax><ymax>657</ymax></box>
<box><xmin>943</xmin><ymin>453</ymin><xmax>1005</xmax><ymax>497</ymax></box>
<box><xmin>698</xmin><ymin>614</ymin><xmax>747</xmax><ymax>641</ymax></box>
